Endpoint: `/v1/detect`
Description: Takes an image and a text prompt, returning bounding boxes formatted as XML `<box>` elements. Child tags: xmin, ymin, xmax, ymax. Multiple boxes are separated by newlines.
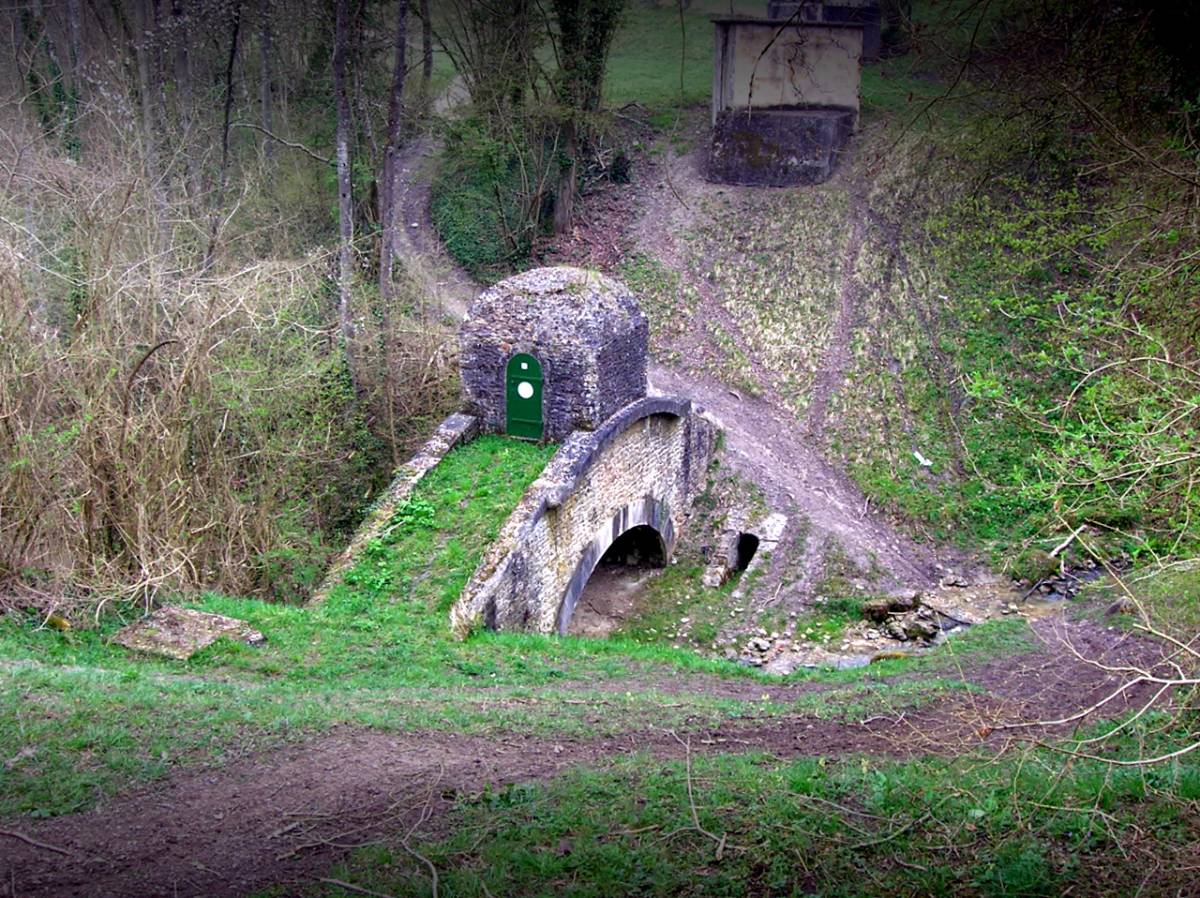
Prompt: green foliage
<box><xmin>431</xmin><ymin>120</ymin><xmax>541</xmax><ymax>281</ymax></box>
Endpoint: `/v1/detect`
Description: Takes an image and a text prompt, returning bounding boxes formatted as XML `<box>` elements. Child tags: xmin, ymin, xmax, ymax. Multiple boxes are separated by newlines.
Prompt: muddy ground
<box><xmin>0</xmin><ymin>618</ymin><xmax>1168</xmax><ymax>898</ymax></box>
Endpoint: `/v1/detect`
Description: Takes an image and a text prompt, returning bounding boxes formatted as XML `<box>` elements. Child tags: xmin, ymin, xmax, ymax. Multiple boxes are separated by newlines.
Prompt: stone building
<box><xmin>458</xmin><ymin>266</ymin><xmax>649</xmax><ymax>443</ymax></box>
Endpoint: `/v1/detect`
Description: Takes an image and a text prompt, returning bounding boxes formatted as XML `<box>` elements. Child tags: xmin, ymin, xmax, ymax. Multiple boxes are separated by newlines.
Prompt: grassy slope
<box><xmin>0</xmin><ymin>436</ymin><xmax>1028</xmax><ymax>819</ymax></box>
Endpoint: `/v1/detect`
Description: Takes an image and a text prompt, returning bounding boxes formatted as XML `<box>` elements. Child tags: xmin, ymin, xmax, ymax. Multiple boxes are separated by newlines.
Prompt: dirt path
<box><xmin>630</xmin><ymin>133</ymin><xmax>970</xmax><ymax>612</ymax></box>
<box><xmin>388</xmin><ymin>79</ymin><xmax>474</xmax><ymax>321</ymax></box>
<box><xmin>0</xmin><ymin>619</ymin><xmax>1165</xmax><ymax>898</ymax></box>
<box><xmin>805</xmin><ymin>183</ymin><xmax>867</xmax><ymax>441</ymax></box>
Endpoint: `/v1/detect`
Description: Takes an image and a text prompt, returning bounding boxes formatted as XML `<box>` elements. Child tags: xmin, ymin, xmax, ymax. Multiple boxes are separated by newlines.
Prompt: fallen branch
<box><xmin>1049</xmin><ymin>524</ymin><xmax>1086</xmax><ymax>558</ymax></box>
<box><xmin>231</xmin><ymin>121</ymin><xmax>334</xmax><ymax>165</ymax></box>
<box><xmin>319</xmin><ymin>878</ymin><xmax>399</xmax><ymax>898</ymax></box>
<box><xmin>0</xmin><ymin>827</ymin><xmax>72</xmax><ymax>856</ymax></box>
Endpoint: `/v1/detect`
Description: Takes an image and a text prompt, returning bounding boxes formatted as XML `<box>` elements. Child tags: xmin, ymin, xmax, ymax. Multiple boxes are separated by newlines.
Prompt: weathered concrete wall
<box><xmin>450</xmin><ymin>397</ymin><xmax>717</xmax><ymax>637</ymax></box>
<box><xmin>767</xmin><ymin>1</ymin><xmax>881</xmax><ymax>60</ymax></box>
<box><xmin>460</xmin><ymin>267</ymin><xmax>648</xmax><ymax>442</ymax></box>
<box><xmin>709</xmin><ymin>106</ymin><xmax>855</xmax><ymax>186</ymax></box>
<box><xmin>312</xmin><ymin>413</ymin><xmax>479</xmax><ymax>604</ymax></box>
<box><xmin>711</xmin><ymin>18</ymin><xmax>863</xmax><ymax>123</ymax></box>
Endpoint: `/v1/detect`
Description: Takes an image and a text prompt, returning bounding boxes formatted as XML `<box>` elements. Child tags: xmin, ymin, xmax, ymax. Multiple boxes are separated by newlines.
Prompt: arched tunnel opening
<box><xmin>734</xmin><ymin>532</ymin><xmax>760</xmax><ymax>572</ymax></box>
<box><xmin>568</xmin><ymin>525</ymin><xmax>666</xmax><ymax>637</ymax></box>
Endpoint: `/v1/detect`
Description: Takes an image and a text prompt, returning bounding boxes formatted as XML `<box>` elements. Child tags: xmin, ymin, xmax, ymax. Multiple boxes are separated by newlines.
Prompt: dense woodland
<box><xmin>1</xmin><ymin>2</ymin><xmax>1200</xmax><ymax>895</ymax></box>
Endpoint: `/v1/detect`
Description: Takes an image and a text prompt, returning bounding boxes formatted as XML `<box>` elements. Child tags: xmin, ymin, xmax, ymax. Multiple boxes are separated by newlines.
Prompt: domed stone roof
<box><xmin>461</xmin><ymin>266</ymin><xmax>645</xmax><ymax>346</ymax></box>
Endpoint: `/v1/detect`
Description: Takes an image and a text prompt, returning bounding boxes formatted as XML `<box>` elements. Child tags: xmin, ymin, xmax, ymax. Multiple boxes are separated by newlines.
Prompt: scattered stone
<box><xmin>861</xmin><ymin>598</ymin><xmax>893</xmax><ymax>622</ymax></box>
<box><xmin>901</xmin><ymin>616</ymin><xmax>939</xmax><ymax>641</ymax></box>
<box><xmin>1105</xmin><ymin>597</ymin><xmax>1135</xmax><ymax>616</ymax></box>
<box><xmin>862</xmin><ymin>594</ymin><xmax>921</xmax><ymax>622</ymax></box>
<box><xmin>940</xmin><ymin>574</ymin><xmax>970</xmax><ymax>588</ymax></box>
<box><xmin>112</xmin><ymin>607</ymin><xmax>265</xmax><ymax>661</ymax></box>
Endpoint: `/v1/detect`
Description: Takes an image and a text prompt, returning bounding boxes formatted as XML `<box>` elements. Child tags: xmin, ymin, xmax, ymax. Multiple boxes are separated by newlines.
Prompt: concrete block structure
<box><xmin>709</xmin><ymin>15</ymin><xmax>863</xmax><ymax>186</ymax></box>
<box><xmin>459</xmin><ymin>267</ymin><xmax>649</xmax><ymax>443</ymax></box>
<box><xmin>767</xmin><ymin>1</ymin><xmax>882</xmax><ymax>61</ymax></box>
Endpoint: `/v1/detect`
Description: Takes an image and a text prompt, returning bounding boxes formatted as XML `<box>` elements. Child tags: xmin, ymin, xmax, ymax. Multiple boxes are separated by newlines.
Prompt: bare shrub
<box><xmin>0</xmin><ymin>117</ymin><xmax>456</xmax><ymax>618</ymax></box>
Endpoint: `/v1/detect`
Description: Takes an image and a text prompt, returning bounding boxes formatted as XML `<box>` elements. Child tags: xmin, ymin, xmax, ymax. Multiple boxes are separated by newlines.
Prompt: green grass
<box><xmin>603</xmin><ymin>1</ymin><xmax>758</xmax><ymax>112</ymax></box>
<box><xmin>0</xmin><ymin>433</ymin><xmax>1037</xmax><ymax>821</ymax></box>
<box><xmin>284</xmin><ymin>717</ymin><xmax>1200</xmax><ymax>898</ymax></box>
<box><xmin>0</xmin><ymin>437</ymin><xmax>951</xmax><ymax>817</ymax></box>
<box><xmin>1077</xmin><ymin>562</ymin><xmax>1200</xmax><ymax>642</ymax></box>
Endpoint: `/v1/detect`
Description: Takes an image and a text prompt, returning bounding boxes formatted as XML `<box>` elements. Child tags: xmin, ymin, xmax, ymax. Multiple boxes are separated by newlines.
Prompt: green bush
<box><xmin>431</xmin><ymin>120</ymin><xmax>544</xmax><ymax>281</ymax></box>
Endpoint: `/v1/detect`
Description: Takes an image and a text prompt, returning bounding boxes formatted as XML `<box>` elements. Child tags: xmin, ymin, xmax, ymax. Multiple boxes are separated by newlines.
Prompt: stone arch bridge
<box><xmin>450</xmin><ymin>396</ymin><xmax>716</xmax><ymax>638</ymax></box>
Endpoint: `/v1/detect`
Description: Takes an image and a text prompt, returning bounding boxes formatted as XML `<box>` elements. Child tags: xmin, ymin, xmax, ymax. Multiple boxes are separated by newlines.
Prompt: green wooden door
<box><xmin>506</xmin><ymin>353</ymin><xmax>543</xmax><ymax>440</ymax></box>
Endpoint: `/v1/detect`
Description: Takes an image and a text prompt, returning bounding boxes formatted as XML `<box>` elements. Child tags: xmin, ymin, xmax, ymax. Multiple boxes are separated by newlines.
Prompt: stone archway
<box><xmin>567</xmin><ymin>525</ymin><xmax>667</xmax><ymax>637</ymax></box>
<box><xmin>556</xmin><ymin>496</ymin><xmax>674</xmax><ymax>635</ymax></box>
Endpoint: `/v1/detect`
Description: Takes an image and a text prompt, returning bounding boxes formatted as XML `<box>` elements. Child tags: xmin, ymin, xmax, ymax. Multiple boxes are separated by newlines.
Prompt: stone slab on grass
<box><xmin>112</xmin><ymin>607</ymin><xmax>265</xmax><ymax>661</ymax></box>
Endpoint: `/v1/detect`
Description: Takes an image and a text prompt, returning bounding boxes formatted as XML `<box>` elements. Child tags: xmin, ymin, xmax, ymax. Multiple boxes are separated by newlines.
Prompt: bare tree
<box><xmin>380</xmin><ymin>0</ymin><xmax>409</xmax><ymax>304</ymax></box>
<box><xmin>549</xmin><ymin>0</ymin><xmax>625</xmax><ymax>234</ymax></box>
<box><xmin>259</xmin><ymin>0</ymin><xmax>275</xmax><ymax>164</ymax></box>
<box><xmin>171</xmin><ymin>0</ymin><xmax>199</xmax><ymax>202</ymax></box>
<box><xmin>419</xmin><ymin>0</ymin><xmax>432</xmax><ymax>97</ymax></box>
<box><xmin>333</xmin><ymin>0</ymin><xmax>357</xmax><ymax>382</ymax></box>
<box><xmin>133</xmin><ymin>0</ymin><xmax>169</xmax><ymax>249</ymax></box>
<box><xmin>203</xmin><ymin>0</ymin><xmax>244</xmax><ymax>269</ymax></box>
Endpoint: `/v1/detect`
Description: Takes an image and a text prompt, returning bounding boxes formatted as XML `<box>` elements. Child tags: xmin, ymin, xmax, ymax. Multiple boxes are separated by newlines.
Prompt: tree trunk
<box><xmin>380</xmin><ymin>0</ymin><xmax>408</xmax><ymax>303</ymax></box>
<box><xmin>171</xmin><ymin>0</ymin><xmax>196</xmax><ymax>202</ymax></box>
<box><xmin>259</xmin><ymin>0</ymin><xmax>275</xmax><ymax>164</ymax></box>
<box><xmin>171</xmin><ymin>0</ymin><xmax>198</xmax><ymax>203</ymax></box>
<box><xmin>381</xmin><ymin>0</ymin><xmax>410</xmax><ymax>461</ymax></box>
<box><xmin>66</xmin><ymin>0</ymin><xmax>83</xmax><ymax>91</ymax></box>
<box><xmin>554</xmin><ymin>118</ymin><xmax>576</xmax><ymax>236</ymax></box>
<box><xmin>333</xmin><ymin>0</ymin><xmax>356</xmax><ymax>382</ymax></box>
<box><xmin>419</xmin><ymin>0</ymin><xmax>432</xmax><ymax>97</ymax></box>
<box><xmin>203</xmin><ymin>0</ymin><xmax>243</xmax><ymax>270</ymax></box>
<box><xmin>134</xmin><ymin>0</ymin><xmax>168</xmax><ymax>251</ymax></box>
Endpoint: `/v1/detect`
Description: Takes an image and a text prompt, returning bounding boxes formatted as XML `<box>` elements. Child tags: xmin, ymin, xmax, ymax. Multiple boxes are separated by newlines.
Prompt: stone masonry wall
<box><xmin>459</xmin><ymin>267</ymin><xmax>649</xmax><ymax>442</ymax></box>
<box><xmin>450</xmin><ymin>397</ymin><xmax>717</xmax><ymax>637</ymax></box>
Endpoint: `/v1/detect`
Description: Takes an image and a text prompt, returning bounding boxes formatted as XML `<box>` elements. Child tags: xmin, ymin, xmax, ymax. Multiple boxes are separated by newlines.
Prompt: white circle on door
<box><xmin>517</xmin><ymin>381</ymin><xmax>534</xmax><ymax>400</ymax></box>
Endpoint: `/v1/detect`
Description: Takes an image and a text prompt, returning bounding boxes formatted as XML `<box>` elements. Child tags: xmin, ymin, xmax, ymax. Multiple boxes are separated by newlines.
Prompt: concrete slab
<box><xmin>112</xmin><ymin>607</ymin><xmax>265</xmax><ymax>661</ymax></box>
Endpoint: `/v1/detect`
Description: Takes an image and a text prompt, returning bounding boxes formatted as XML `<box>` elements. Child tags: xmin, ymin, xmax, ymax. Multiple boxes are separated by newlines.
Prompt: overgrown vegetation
<box><xmin>1</xmin><ymin>436</ymin><xmax>1032</xmax><ymax>820</ymax></box>
<box><xmin>4</xmin><ymin>3</ymin><xmax>1200</xmax><ymax>895</ymax></box>
<box><xmin>1</xmin><ymin>2</ymin><xmax>460</xmax><ymax>613</ymax></box>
